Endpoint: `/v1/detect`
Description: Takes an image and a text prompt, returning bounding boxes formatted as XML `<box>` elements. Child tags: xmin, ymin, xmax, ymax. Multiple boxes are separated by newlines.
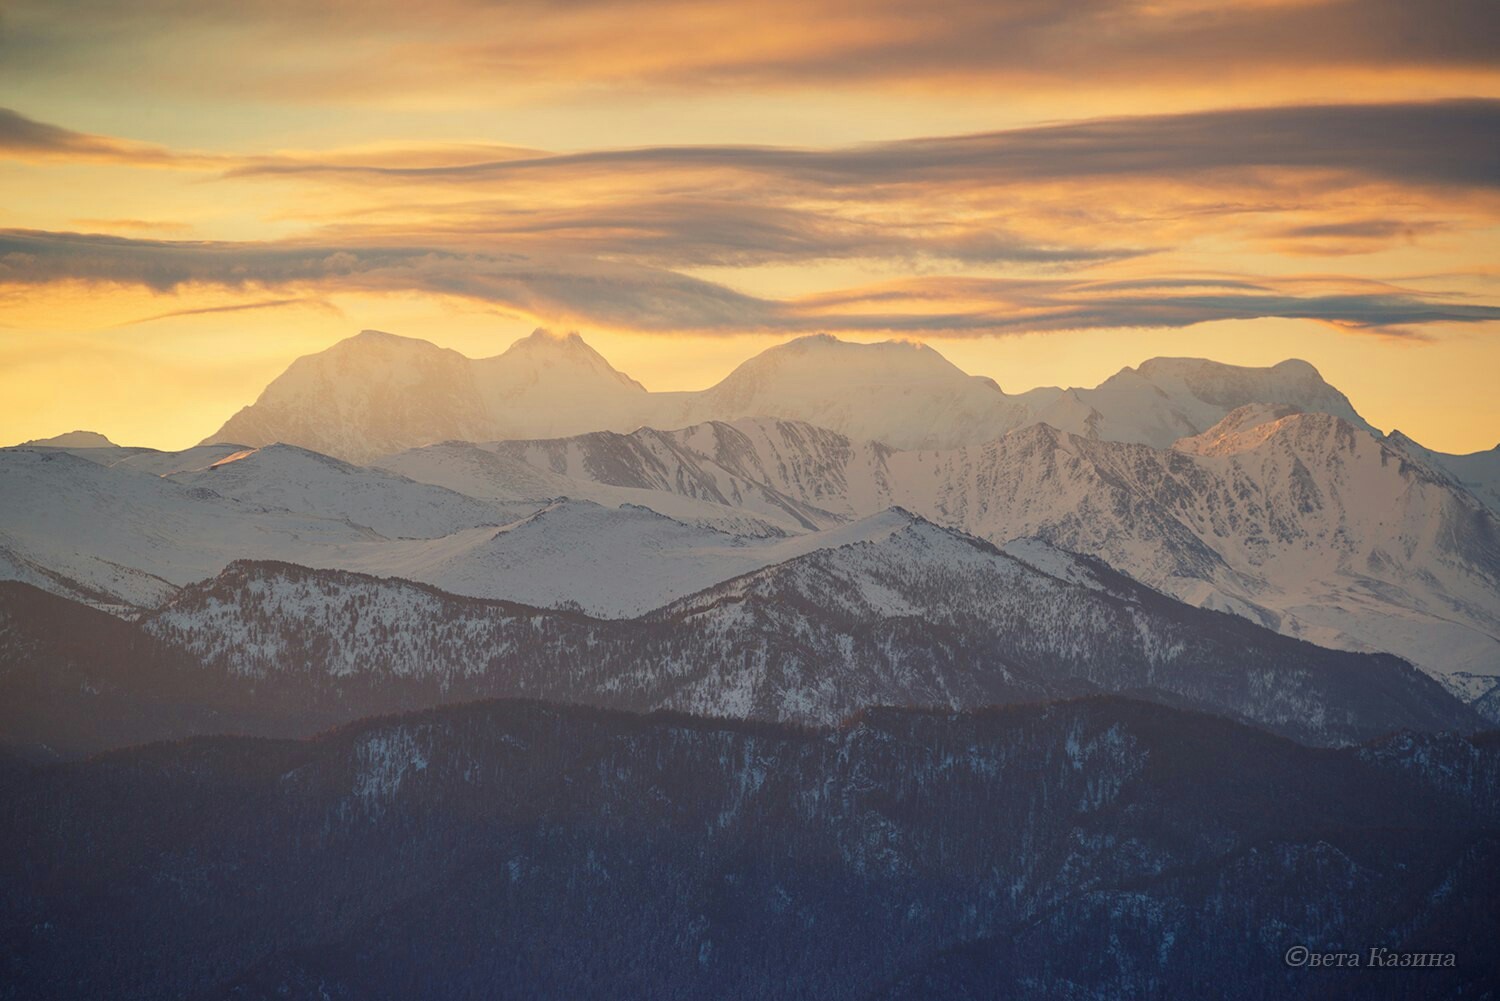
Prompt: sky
<box><xmin>2</xmin><ymin>0</ymin><xmax>1498</xmax><ymax>452</ymax></box>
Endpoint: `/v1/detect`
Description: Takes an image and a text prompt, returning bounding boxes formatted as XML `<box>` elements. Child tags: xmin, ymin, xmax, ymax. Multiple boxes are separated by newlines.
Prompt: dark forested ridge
<box><xmin>1</xmin><ymin>697</ymin><xmax>1496</xmax><ymax>1000</ymax></box>
<box><xmin>3</xmin><ymin>514</ymin><xmax>1477</xmax><ymax>758</ymax></box>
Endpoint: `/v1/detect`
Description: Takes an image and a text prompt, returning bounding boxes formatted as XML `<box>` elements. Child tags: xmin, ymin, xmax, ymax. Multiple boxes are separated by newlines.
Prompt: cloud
<box><xmin>6</xmin><ymin>102</ymin><xmax>1490</xmax><ymax>276</ymax></box>
<box><xmin>235</xmin><ymin>101</ymin><xmax>1500</xmax><ymax>193</ymax></box>
<box><xmin>1259</xmin><ymin>217</ymin><xmax>1459</xmax><ymax>257</ymax></box>
<box><xmin>0</xmin><ymin>107</ymin><xmax>217</xmax><ymax>168</ymax></box>
<box><xmin>201</xmin><ymin>101</ymin><xmax>1499</xmax><ymax>276</ymax></box>
<box><xmin>4</xmin><ymin>0</ymin><xmax>1495</xmax><ymax>104</ymax></box>
<box><xmin>1275</xmin><ymin>220</ymin><xmax>1441</xmax><ymax>241</ymax></box>
<box><xmin>308</xmin><ymin>198</ymin><xmax>1143</xmax><ymax>268</ymax></box>
<box><xmin>3</xmin><ymin>228</ymin><xmax>1495</xmax><ymax>339</ymax></box>
<box><xmin>0</xmin><ymin>230</ymin><xmax>771</xmax><ymax>331</ymax></box>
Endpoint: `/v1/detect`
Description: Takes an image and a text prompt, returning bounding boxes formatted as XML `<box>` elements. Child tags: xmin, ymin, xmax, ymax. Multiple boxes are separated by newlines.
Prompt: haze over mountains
<box><xmin>208</xmin><ymin>328</ymin><xmax>1499</xmax><ymax>678</ymax></box>
<box><xmin>208</xmin><ymin>328</ymin><xmax>1376</xmax><ymax>461</ymax></box>
<box><xmin>5</xmin><ymin>327</ymin><xmax>1499</xmax><ymax>734</ymax></box>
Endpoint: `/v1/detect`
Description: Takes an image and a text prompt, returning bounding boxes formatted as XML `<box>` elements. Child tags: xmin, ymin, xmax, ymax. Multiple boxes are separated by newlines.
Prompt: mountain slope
<box><xmin>0</xmin><ymin>445</ymin><xmax>527</xmax><ymax>609</ymax></box>
<box><xmin>376</xmin><ymin>438</ymin><xmax>804</xmax><ymax>537</ymax></box>
<box><xmin>3</xmin><ymin>698</ymin><xmax>1495</xmax><ymax>1000</ymax></box>
<box><xmin>316</xmin><ymin>499</ymin><xmax>854</xmax><ymax>616</ymax></box>
<box><xmin>0</xmin><ymin>581</ymin><xmax>308</xmax><ymax>756</ymax></box>
<box><xmin>1383</xmin><ymin>429</ymin><xmax>1500</xmax><ymax>518</ymax></box>
<box><xmin>164</xmin><ymin>442</ymin><xmax>512</xmax><ymax>540</ymax></box>
<box><xmin>890</xmin><ymin>416</ymin><xmax>1500</xmax><ymax>680</ymax></box>
<box><xmin>0</xmin><ymin>441</ymin><xmax>884</xmax><ymax>616</ymax></box>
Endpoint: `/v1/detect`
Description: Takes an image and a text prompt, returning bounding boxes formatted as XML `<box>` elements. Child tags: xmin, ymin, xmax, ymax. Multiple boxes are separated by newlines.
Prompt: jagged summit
<box><xmin>1172</xmin><ymin>403</ymin><xmax>1306</xmax><ymax>455</ymax></box>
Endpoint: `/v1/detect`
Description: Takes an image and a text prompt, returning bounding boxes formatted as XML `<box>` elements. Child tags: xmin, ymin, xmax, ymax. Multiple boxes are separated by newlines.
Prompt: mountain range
<box><xmin>6</xmin><ymin>328</ymin><xmax>1498</xmax><ymax>727</ymax></box>
<box><xmin>208</xmin><ymin>328</ymin><xmax>1376</xmax><ymax>461</ymax></box>
<box><xmin>5</xmin><ymin>325</ymin><xmax>1499</xmax><ymax>998</ymax></box>
<box><xmin>5</xmin><ymin>504</ymin><xmax>1475</xmax><ymax>755</ymax></box>
<box><xmin>380</xmin><ymin>407</ymin><xmax>1500</xmax><ymax>679</ymax></box>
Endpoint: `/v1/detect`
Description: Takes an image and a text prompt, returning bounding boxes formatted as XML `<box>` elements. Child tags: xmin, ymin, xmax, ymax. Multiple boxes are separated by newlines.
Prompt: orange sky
<box><xmin>1</xmin><ymin>0</ymin><xmax>1497</xmax><ymax>452</ymax></box>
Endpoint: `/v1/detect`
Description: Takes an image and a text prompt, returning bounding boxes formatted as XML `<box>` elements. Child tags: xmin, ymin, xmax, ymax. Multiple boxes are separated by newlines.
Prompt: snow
<box><xmin>0</xmin><ymin>445</ymin><xmax>520</xmax><ymax>608</ymax></box>
<box><xmin>1381</xmin><ymin>430</ymin><xmax>1500</xmax><ymax>518</ymax></box>
<box><xmin>202</xmin><ymin>329</ymin><xmax>1377</xmax><ymax>461</ymax></box>
<box><xmin>5</xmin><ymin>334</ymin><xmax>1496</xmax><ymax>694</ymax></box>
<box><xmin>165</xmin><ymin>443</ymin><xmax>514</xmax><ymax>540</ymax></box>
<box><xmin>317</xmin><ymin>503</ymin><xmax>932</xmax><ymax>617</ymax></box>
<box><xmin>354</xmin><ymin>726</ymin><xmax>430</xmax><ymax>805</ymax></box>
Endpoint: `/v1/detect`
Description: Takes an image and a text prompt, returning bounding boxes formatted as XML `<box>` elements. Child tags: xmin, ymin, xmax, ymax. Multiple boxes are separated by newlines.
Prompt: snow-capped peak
<box><xmin>482</xmin><ymin>329</ymin><xmax>646</xmax><ymax>391</ymax></box>
<box><xmin>202</xmin><ymin>328</ymin><xmax>1386</xmax><ymax>459</ymax></box>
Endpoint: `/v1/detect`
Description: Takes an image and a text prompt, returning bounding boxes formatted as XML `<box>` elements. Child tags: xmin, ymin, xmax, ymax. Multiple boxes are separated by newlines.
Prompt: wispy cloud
<box><xmin>4</xmin><ymin>229</ymin><xmax>1495</xmax><ymax>338</ymax></box>
<box><xmin>232</xmin><ymin>101</ymin><xmax>1500</xmax><ymax>192</ymax></box>
<box><xmin>6</xmin><ymin>101</ymin><xmax>1492</xmax><ymax>274</ymax></box>
<box><xmin>0</xmin><ymin>107</ymin><xmax>222</xmax><ymax>168</ymax></box>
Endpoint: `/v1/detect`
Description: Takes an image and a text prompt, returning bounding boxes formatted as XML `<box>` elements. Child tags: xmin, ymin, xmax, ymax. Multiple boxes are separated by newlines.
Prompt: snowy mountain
<box><xmin>1025</xmin><ymin>356</ymin><xmax>1373</xmax><ymax>448</ymax></box>
<box><xmin>382</xmin><ymin>421</ymin><xmax>852</xmax><ymax>532</ymax></box>
<box><xmin>876</xmin><ymin>415</ymin><xmax>1500</xmax><ymax>682</ymax></box>
<box><xmin>210</xmin><ymin>329</ymin><xmax>649</xmax><ymax>463</ymax></box>
<box><xmin>203</xmin><ymin>329</ymin><xmax>1377</xmax><ymax>459</ymax></box>
<box><xmin>0</xmin><ymin>442</ymin><xmax>924</xmax><ymax>617</ymax></box>
<box><xmin>444</xmin><ymin>411</ymin><xmax>1500</xmax><ymax>685</ymax></box>
<box><xmin>655</xmin><ymin>334</ymin><xmax>1031</xmax><ymax>451</ymax></box>
<box><xmin>375</xmin><ymin>432</ymin><xmax>846</xmax><ymax>540</ymax></box>
<box><xmin>126</xmin><ymin>512</ymin><xmax>1472</xmax><ymax>745</ymax></box>
<box><xmin>16</xmin><ymin>394</ymin><xmax>1500</xmax><ymax>695</ymax></box>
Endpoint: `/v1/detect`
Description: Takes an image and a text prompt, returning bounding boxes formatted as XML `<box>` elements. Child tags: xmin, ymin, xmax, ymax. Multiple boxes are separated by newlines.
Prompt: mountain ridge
<box><xmin>4</xmin><ymin>695</ymin><xmax>1496</xmax><ymax>1000</ymax></box>
<box><xmin>202</xmin><ymin>329</ymin><xmax>1379</xmax><ymax>461</ymax></box>
<box><xmin>387</xmin><ymin>410</ymin><xmax>1500</xmax><ymax>683</ymax></box>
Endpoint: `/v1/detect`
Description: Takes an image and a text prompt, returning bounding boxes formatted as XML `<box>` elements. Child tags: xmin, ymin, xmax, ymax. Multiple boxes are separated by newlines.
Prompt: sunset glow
<box><xmin>2</xmin><ymin>0</ymin><xmax>1497</xmax><ymax>451</ymax></box>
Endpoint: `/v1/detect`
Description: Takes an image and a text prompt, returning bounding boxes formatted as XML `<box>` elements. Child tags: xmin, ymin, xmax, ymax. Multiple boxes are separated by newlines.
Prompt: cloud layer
<box><xmin>235</xmin><ymin>101</ymin><xmax>1500</xmax><ymax>192</ymax></box>
<box><xmin>2</xmin><ymin>98</ymin><xmax>1495</xmax><ymax>341</ymax></box>
<box><xmin>5</xmin><ymin>229</ymin><xmax>1495</xmax><ymax>338</ymax></box>
<box><xmin>5</xmin><ymin>0</ymin><xmax>1496</xmax><ymax>103</ymax></box>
